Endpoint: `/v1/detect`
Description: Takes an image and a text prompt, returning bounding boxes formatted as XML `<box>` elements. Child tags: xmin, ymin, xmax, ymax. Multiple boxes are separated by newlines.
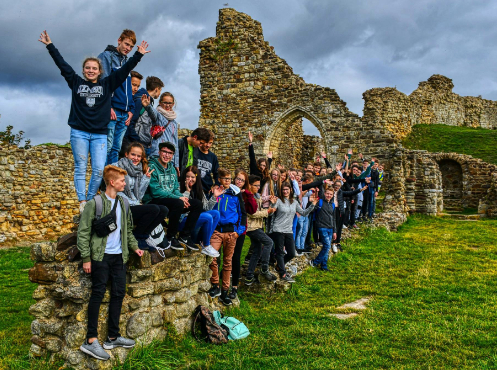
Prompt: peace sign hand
<box><xmin>38</xmin><ymin>30</ymin><xmax>52</xmax><ymax>45</ymax></box>
<box><xmin>145</xmin><ymin>168</ymin><xmax>155</xmax><ymax>178</ymax></box>
<box><xmin>137</xmin><ymin>41</ymin><xmax>151</xmax><ymax>55</ymax></box>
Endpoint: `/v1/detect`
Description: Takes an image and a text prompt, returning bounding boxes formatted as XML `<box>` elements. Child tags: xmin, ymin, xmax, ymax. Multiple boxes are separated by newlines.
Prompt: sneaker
<box><xmin>103</xmin><ymin>336</ymin><xmax>135</xmax><ymax>350</ymax></box>
<box><xmin>260</xmin><ymin>270</ymin><xmax>277</xmax><ymax>281</ymax></box>
<box><xmin>286</xmin><ymin>265</ymin><xmax>298</xmax><ymax>276</ymax></box>
<box><xmin>178</xmin><ymin>235</ymin><xmax>199</xmax><ymax>251</ymax></box>
<box><xmin>295</xmin><ymin>249</ymin><xmax>303</xmax><ymax>256</ymax></box>
<box><xmin>309</xmin><ymin>260</ymin><xmax>317</xmax><ymax>268</ymax></box>
<box><xmin>337</xmin><ymin>243</ymin><xmax>343</xmax><ymax>252</ymax></box>
<box><xmin>79</xmin><ymin>201</ymin><xmax>87</xmax><ymax>214</ymax></box>
<box><xmin>228</xmin><ymin>287</ymin><xmax>238</xmax><ymax>300</ymax></box>
<box><xmin>280</xmin><ymin>274</ymin><xmax>295</xmax><ymax>283</ymax></box>
<box><xmin>169</xmin><ymin>237</ymin><xmax>184</xmax><ymax>251</ymax></box>
<box><xmin>201</xmin><ymin>245</ymin><xmax>220</xmax><ymax>258</ymax></box>
<box><xmin>80</xmin><ymin>339</ymin><xmax>110</xmax><ymax>361</ymax></box>
<box><xmin>245</xmin><ymin>276</ymin><xmax>255</xmax><ymax>286</ymax></box>
<box><xmin>320</xmin><ymin>266</ymin><xmax>329</xmax><ymax>272</ymax></box>
<box><xmin>208</xmin><ymin>284</ymin><xmax>221</xmax><ymax>298</ymax></box>
<box><xmin>343</xmin><ymin>225</ymin><xmax>348</xmax><ymax>230</ymax></box>
<box><xmin>332</xmin><ymin>244</ymin><xmax>338</xmax><ymax>254</ymax></box>
<box><xmin>303</xmin><ymin>247</ymin><xmax>313</xmax><ymax>254</ymax></box>
<box><xmin>145</xmin><ymin>236</ymin><xmax>159</xmax><ymax>248</ymax></box>
<box><xmin>219</xmin><ymin>290</ymin><xmax>233</xmax><ymax>306</ymax></box>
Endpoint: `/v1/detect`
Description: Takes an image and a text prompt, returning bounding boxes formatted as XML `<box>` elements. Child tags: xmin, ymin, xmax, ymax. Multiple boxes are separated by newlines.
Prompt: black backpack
<box><xmin>191</xmin><ymin>305</ymin><xmax>229</xmax><ymax>344</ymax></box>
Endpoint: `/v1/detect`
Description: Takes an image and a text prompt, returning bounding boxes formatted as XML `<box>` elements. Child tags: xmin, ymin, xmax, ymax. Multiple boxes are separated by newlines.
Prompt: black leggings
<box><xmin>335</xmin><ymin>208</ymin><xmax>344</xmax><ymax>244</ymax></box>
<box><xmin>270</xmin><ymin>232</ymin><xmax>296</xmax><ymax>277</ymax></box>
<box><xmin>231</xmin><ymin>234</ymin><xmax>246</xmax><ymax>287</ymax></box>
<box><xmin>149</xmin><ymin>197</ymin><xmax>203</xmax><ymax>237</ymax></box>
<box><xmin>130</xmin><ymin>204</ymin><xmax>168</xmax><ymax>235</ymax></box>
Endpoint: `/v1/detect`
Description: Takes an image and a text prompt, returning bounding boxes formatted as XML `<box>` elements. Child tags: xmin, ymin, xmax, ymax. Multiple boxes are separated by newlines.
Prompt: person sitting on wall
<box><xmin>177</xmin><ymin>127</ymin><xmax>208</xmax><ymax>175</ymax></box>
<box><xmin>38</xmin><ymin>30</ymin><xmax>149</xmax><ymax>213</ymax></box>
<box><xmin>77</xmin><ymin>165</ymin><xmax>144</xmax><ymax>361</ymax></box>
<box><xmin>196</xmin><ymin>128</ymin><xmax>220</xmax><ymax>197</ymax></box>
<box><xmin>142</xmin><ymin>142</ymin><xmax>202</xmax><ymax>251</ymax></box>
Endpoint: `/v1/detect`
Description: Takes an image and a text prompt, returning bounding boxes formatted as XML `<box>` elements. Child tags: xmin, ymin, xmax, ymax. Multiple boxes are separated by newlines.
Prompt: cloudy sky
<box><xmin>1</xmin><ymin>0</ymin><xmax>496</xmax><ymax>144</ymax></box>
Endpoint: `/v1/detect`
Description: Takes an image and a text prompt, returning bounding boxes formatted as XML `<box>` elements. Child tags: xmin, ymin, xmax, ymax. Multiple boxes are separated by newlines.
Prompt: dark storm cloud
<box><xmin>0</xmin><ymin>0</ymin><xmax>496</xmax><ymax>144</ymax></box>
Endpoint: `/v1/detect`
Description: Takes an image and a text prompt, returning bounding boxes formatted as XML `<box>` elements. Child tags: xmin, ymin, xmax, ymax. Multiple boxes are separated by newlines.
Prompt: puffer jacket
<box><xmin>214</xmin><ymin>185</ymin><xmax>247</xmax><ymax>235</ymax></box>
<box><xmin>247</xmin><ymin>194</ymin><xmax>269</xmax><ymax>232</ymax></box>
<box><xmin>77</xmin><ymin>195</ymin><xmax>138</xmax><ymax>263</ymax></box>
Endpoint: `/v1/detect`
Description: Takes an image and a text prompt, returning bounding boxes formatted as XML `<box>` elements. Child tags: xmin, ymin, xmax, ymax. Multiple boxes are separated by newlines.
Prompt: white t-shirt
<box><xmin>104</xmin><ymin>194</ymin><xmax>122</xmax><ymax>254</ymax></box>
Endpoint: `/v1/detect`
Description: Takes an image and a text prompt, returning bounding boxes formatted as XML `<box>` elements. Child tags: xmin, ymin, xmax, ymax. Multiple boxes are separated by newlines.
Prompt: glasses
<box><xmin>160</xmin><ymin>150</ymin><xmax>174</xmax><ymax>156</ymax></box>
<box><xmin>252</xmin><ymin>184</ymin><xmax>261</xmax><ymax>188</ymax></box>
<box><xmin>160</xmin><ymin>101</ymin><xmax>174</xmax><ymax>105</ymax></box>
<box><xmin>235</xmin><ymin>177</ymin><xmax>245</xmax><ymax>183</ymax></box>
<box><xmin>220</xmin><ymin>177</ymin><xmax>232</xmax><ymax>181</ymax></box>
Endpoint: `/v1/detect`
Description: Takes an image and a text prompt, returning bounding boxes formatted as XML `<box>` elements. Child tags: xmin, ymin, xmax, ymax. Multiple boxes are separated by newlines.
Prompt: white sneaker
<box><xmin>79</xmin><ymin>201</ymin><xmax>87</xmax><ymax>214</ymax></box>
<box><xmin>145</xmin><ymin>236</ymin><xmax>159</xmax><ymax>248</ymax></box>
<box><xmin>201</xmin><ymin>245</ymin><xmax>220</xmax><ymax>258</ymax></box>
<box><xmin>332</xmin><ymin>244</ymin><xmax>338</xmax><ymax>254</ymax></box>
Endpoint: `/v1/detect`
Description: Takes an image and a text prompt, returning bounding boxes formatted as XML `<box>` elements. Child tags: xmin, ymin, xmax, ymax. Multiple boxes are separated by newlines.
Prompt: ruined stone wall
<box><xmin>301</xmin><ymin>135</ymin><xmax>325</xmax><ymax>168</ymax></box>
<box><xmin>198</xmin><ymin>8</ymin><xmax>398</xmax><ymax>173</ymax></box>
<box><xmin>0</xmin><ymin>145</ymin><xmax>79</xmax><ymax>244</ymax></box>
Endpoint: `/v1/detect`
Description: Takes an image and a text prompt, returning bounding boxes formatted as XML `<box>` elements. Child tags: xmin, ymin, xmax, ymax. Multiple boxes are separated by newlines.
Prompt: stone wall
<box><xmin>0</xmin><ymin>145</ymin><xmax>79</xmax><ymax>244</ymax></box>
<box><xmin>28</xmin><ymin>235</ymin><xmax>232</xmax><ymax>370</ymax></box>
<box><xmin>301</xmin><ymin>135</ymin><xmax>325</xmax><ymax>168</ymax></box>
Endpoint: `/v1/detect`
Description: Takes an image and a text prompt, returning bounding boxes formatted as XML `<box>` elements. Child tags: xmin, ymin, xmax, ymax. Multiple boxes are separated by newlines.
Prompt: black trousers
<box><xmin>231</xmin><ymin>234</ymin><xmax>246</xmax><ymax>287</ymax></box>
<box><xmin>149</xmin><ymin>197</ymin><xmax>202</xmax><ymax>238</ymax></box>
<box><xmin>335</xmin><ymin>208</ymin><xmax>344</xmax><ymax>244</ymax></box>
<box><xmin>87</xmin><ymin>254</ymin><xmax>127</xmax><ymax>339</ymax></box>
<box><xmin>362</xmin><ymin>189</ymin><xmax>370</xmax><ymax>218</ymax></box>
<box><xmin>270</xmin><ymin>232</ymin><xmax>296</xmax><ymax>277</ymax></box>
<box><xmin>349</xmin><ymin>200</ymin><xmax>357</xmax><ymax>226</ymax></box>
<box><xmin>130</xmin><ymin>204</ymin><xmax>168</xmax><ymax>235</ymax></box>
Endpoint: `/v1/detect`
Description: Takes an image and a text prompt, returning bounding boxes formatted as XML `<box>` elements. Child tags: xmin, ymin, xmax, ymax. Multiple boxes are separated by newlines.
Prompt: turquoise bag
<box><xmin>212</xmin><ymin>311</ymin><xmax>250</xmax><ymax>340</ymax></box>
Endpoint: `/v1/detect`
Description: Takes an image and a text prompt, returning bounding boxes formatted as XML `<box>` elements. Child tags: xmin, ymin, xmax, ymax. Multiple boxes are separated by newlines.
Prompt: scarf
<box><xmin>157</xmin><ymin>106</ymin><xmax>177</xmax><ymax>121</ymax></box>
<box><xmin>116</xmin><ymin>157</ymin><xmax>143</xmax><ymax>200</ymax></box>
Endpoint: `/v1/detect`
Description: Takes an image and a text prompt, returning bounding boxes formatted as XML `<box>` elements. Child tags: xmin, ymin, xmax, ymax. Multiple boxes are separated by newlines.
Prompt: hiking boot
<box><xmin>103</xmin><ymin>336</ymin><xmax>135</xmax><ymax>350</ymax></box>
<box><xmin>332</xmin><ymin>244</ymin><xmax>338</xmax><ymax>254</ymax></box>
<box><xmin>280</xmin><ymin>274</ymin><xmax>295</xmax><ymax>283</ymax></box>
<box><xmin>208</xmin><ymin>284</ymin><xmax>221</xmax><ymax>298</ymax></box>
<box><xmin>169</xmin><ymin>237</ymin><xmax>184</xmax><ymax>251</ymax></box>
<box><xmin>260</xmin><ymin>270</ymin><xmax>277</xmax><ymax>281</ymax></box>
<box><xmin>178</xmin><ymin>235</ymin><xmax>199</xmax><ymax>251</ymax></box>
<box><xmin>228</xmin><ymin>287</ymin><xmax>238</xmax><ymax>300</ymax></box>
<box><xmin>219</xmin><ymin>290</ymin><xmax>233</xmax><ymax>306</ymax></box>
<box><xmin>80</xmin><ymin>339</ymin><xmax>110</xmax><ymax>361</ymax></box>
<box><xmin>201</xmin><ymin>245</ymin><xmax>220</xmax><ymax>258</ymax></box>
<box><xmin>245</xmin><ymin>276</ymin><xmax>255</xmax><ymax>286</ymax></box>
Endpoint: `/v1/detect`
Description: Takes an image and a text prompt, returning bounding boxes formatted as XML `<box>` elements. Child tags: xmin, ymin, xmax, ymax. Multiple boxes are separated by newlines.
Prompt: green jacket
<box><xmin>142</xmin><ymin>157</ymin><xmax>183</xmax><ymax>204</ymax></box>
<box><xmin>77</xmin><ymin>194</ymin><xmax>138</xmax><ymax>263</ymax></box>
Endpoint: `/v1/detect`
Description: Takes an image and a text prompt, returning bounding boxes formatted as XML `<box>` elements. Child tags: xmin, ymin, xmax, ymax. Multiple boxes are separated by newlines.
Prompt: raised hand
<box><xmin>321</xmin><ymin>152</ymin><xmax>327</xmax><ymax>159</ymax></box>
<box><xmin>348</xmin><ymin>148</ymin><xmax>353</xmax><ymax>155</ymax></box>
<box><xmin>359</xmin><ymin>153</ymin><xmax>363</xmax><ymax>160</ymax></box>
<box><xmin>267</xmin><ymin>151</ymin><xmax>273</xmax><ymax>159</ymax></box>
<box><xmin>137</xmin><ymin>41</ymin><xmax>151</xmax><ymax>55</ymax></box>
<box><xmin>145</xmin><ymin>168</ymin><xmax>155</xmax><ymax>178</ymax></box>
<box><xmin>269</xmin><ymin>195</ymin><xmax>278</xmax><ymax>204</ymax></box>
<box><xmin>141</xmin><ymin>94</ymin><xmax>151</xmax><ymax>107</ymax></box>
<box><xmin>38</xmin><ymin>30</ymin><xmax>52</xmax><ymax>45</ymax></box>
<box><xmin>277</xmin><ymin>164</ymin><xmax>284</xmax><ymax>170</ymax></box>
<box><xmin>248</xmin><ymin>131</ymin><xmax>253</xmax><ymax>143</ymax></box>
<box><xmin>336</xmin><ymin>163</ymin><xmax>342</xmax><ymax>171</ymax></box>
<box><xmin>212</xmin><ymin>186</ymin><xmax>224</xmax><ymax>198</ymax></box>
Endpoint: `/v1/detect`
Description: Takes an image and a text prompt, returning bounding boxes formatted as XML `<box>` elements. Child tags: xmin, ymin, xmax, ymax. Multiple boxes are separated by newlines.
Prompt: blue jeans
<box><xmin>295</xmin><ymin>215</ymin><xmax>309</xmax><ymax>250</ymax></box>
<box><xmin>70</xmin><ymin>128</ymin><xmax>107</xmax><ymax>202</ymax></box>
<box><xmin>106</xmin><ymin>109</ymin><xmax>128</xmax><ymax>165</ymax></box>
<box><xmin>313</xmin><ymin>228</ymin><xmax>334</xmax><ymax>269</ymax></box>
<box><xmin>179</xmin><ymin>210</ymin><xmax>220</xmax><ymax>246</ymax></box>
<box><xmin>368</xmin><ymin>187</ymin><xmax>376</xmax><ymax>218</ymax></box>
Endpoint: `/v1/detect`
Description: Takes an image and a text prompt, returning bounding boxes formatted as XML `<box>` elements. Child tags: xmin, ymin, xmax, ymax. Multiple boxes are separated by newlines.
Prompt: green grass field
<box><xmin>402</xmin><ymin>124</ymin><xmax>497</xmax><ymax>164</ymax></box>
<box><xmin>1</xmin><ymin>215</ymin><xmax>497</xmax><ymax>369</ymax></box>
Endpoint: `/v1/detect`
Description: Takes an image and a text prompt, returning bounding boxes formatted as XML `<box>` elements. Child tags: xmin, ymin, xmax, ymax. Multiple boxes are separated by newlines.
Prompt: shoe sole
<box><xmin>209</xmin><ymin>291</ymin><xmax>222</xmax><ymax>298</ymax></box>
<box><xmin>261</xmin><ymin>275</ymin><xmax>277</xmax><ymax>281</ymax></box>
<box><xmin>186</xmin><ymin>245</ymin><xmax>200</xmax><ymax>251</ymax></box>
<box><xmin>201</xmin><ymin>250</ymin><xmax>219</xmax><ymax>258</ymax></box>
<box><xmin>79</xmin><ymin>346</ymin><xmax>110</xmax><ymax>361</ymax></box>
<box><xmin>102</xmin><ymin>343</ymin><xmax>135</xmax><ymax>350</ymax></box>
<box><xmin>170</xmin><ymin>246</ymin><xmax>184</xmax><ymax>251</ymax></box>
<box><xmin>245</xmin><ymin>281</ymin><xmax>254</xmax><ymax>286</ymax></box>
<box><xmin>219</xmin><ymin>298</ymin><xmax>233</xmax><ymax>306</ymax></box>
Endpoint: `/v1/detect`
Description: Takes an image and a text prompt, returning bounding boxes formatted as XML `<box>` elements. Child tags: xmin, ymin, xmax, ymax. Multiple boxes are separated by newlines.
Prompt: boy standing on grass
<box><xmin>98</xmin><ymin>30</ymin><xmax>138</xmax><ymax>166</ymax></box>
<box><xmin>77</xmin><ymin>165</ymin><xmax>144</xmax><ymax>361</ymax></box>
<box><xmin>310</xmin><ymin>187</ymin><xmax>337</xmax><ymax>271</ymax></box>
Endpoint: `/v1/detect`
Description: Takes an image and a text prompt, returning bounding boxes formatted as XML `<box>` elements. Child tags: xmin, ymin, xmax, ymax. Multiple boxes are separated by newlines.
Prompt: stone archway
<box><xmin>438</xmin><ymin>159</ymin><xmax>463</xmax><ymax>211</ymax></box>
<box><xmin>264</xmin><ymin>106</ymin><xmax>328</xmax><ymax>168</ymax></box>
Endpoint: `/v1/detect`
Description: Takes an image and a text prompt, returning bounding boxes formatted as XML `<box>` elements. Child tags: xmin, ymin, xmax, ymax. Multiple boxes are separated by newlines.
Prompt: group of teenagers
<box><xmin>38</xmin><ymin>29</ymin><xmax>384</xmax><ymax>361</ymax></box>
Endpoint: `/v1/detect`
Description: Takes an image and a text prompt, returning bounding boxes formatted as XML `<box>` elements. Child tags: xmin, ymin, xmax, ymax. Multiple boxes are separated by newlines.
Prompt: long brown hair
<box><xmin>179</xmin><ymin>165</ymin><xmax>203</xmax><ymax>200</ymax></box>
<box><xmin>267</xmin><ymin>168</ymin><xmax>281</xmax><ymax>197</ymax></box>
<box><xmin>279</xmin><ymin>181</ymin><xmax>294</xmax><ymax>204</ymax></box>
<box><xmin>125</xmin><ymin>142</ymin><xmax>148</xmax><ymax>174</ymax></box>
<box><xmin>234</xmin><ymin>169</ymin><xmax>250</xmax><ymax>192</ymax></box>
<box><xmin>257</xmin><ymin>158</ymin><xmax>269</xmax><ymax>180</ymax></box>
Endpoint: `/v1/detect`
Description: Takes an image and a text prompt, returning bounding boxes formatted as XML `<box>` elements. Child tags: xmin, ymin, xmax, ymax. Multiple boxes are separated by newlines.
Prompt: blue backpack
<box><xmin>212</xmin><ymin>311</ymin><xmax>250</xmax><ymax>340</ymax></box>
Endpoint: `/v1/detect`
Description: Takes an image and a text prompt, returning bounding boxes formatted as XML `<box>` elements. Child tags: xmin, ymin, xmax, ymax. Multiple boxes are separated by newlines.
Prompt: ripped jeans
<box><xmin>70</xmin><ymin>128</ymin><xmax>107</xmax><ymax>202</ymax></box>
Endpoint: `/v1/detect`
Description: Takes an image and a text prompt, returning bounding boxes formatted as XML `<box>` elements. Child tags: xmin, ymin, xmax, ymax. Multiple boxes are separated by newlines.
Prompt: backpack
<box><xmin>191</xmin><ymin>305</ymin><xmax>229</xmax><ymax>344</ymax></box>
<box><xmin>212</xmin><ymin>310</ymin><xmax>250</xmax><ymax>340</ymax></box>
<box><xmin>135</xmin><ymin>107</ymin><xmax>153</xmax><ymax>146</ymax></box>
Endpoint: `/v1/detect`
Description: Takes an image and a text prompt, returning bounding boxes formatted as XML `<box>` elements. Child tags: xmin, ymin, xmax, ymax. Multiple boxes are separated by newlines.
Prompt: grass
<box><xmin>402</xmin><ymin>124</ymin><xmax>497</xmax><ymax>164</ymax></box>
<box><xmin>1</xmin><ymin>215</ymin><xmax>497</xmax><ymax>369</ymax></box>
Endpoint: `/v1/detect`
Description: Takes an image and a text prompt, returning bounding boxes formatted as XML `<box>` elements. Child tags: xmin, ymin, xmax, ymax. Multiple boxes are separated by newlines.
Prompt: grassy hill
<box><xmin>402</xmin><ymin>124</ymin><xmax>497</xmax><ymax>164</ymax></box>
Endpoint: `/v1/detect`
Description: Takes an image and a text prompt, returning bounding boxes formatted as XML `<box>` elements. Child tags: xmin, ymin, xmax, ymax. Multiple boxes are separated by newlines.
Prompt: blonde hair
<box><xmin>103</xmin><ymin>165</ymin><xmax>127</xmax><ymax>186</ymax></box>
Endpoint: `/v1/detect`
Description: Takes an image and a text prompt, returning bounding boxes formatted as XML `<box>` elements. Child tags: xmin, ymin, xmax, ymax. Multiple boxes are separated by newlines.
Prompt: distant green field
<box><xmin>402</xmin><ymin>124</ymin><xmax>497</xmax><ymax>164</ymax></box>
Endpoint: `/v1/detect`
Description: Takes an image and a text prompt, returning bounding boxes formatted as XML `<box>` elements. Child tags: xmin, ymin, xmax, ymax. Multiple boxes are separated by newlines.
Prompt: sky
<box><xmin>1</xmin><ymin>0</ymin><xmax>496</xmax><ymax>144</ymax></box>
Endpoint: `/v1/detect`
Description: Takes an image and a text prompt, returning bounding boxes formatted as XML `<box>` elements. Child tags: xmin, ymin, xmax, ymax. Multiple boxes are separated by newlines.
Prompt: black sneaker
<box><xmin>260</xmin><ymin>270</ymin><xmax>277</xmax><ymax>281</ymax></box>
<box><xmin>303</xmin><ymin>247</ymin><xmax>312</xmax><ymax>254</ymax></box>
<box><xmin>178</xmin><ymin>235</ymin><xmax>198</xmax><ymax>251</ymax></box>
<box><xmin>228</xmin><ymin>287</ymin><xmax>238</xmax><ymax>300</ymax></box>
<box><xmin>337</xmin><ymin>243</ymin><xmax>343</xmax><ymax>252</ymax></box>
<box><xmin>320</xmin><ymin>266</ymin><xmax>329</xmax><ymax>272</ymax></box>
<box><xmin>169</xmin><ymin>237</ymin><xmax>184</xmax><ymax>251</ymax></box>
<box><xmin>219</xmin><ymin>290</ymin><xmax>233</xmax><ymax>306</ymax></box>
<box><xmin>208</xmin><ymin>284</ymin><xmax>221</xmax><ymax>298</ymax></box>
<box><xmin>245</xmin><ymin>276</ymin><xmax>255</xmax><ymax>286</ymax></box>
